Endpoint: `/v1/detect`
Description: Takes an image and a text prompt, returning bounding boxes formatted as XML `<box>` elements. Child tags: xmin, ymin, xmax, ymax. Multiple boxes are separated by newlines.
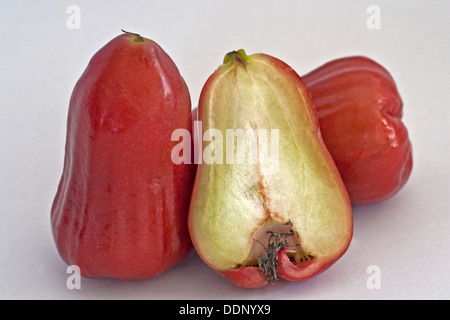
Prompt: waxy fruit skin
<box><xmin>189</xmin><ymin>50</ymin><xmax>353</xmax><ymax>288</ymax></box>
<box><xmin>303</xmin><ymin>56</ymin><xmax>413</xmax><ymax>204</ymax></box>
<box><xmin>51</xmin><ymin>33</ymin><xmax>195</xmax><ymax>280</ymax></box>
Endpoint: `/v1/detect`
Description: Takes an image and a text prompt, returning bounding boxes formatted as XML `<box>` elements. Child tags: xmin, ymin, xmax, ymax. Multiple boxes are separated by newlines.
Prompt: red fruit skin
<box><xmin>51</xmin><ymin>33</ymin><xmax>195</xmax><ymax>280</ymax></box>
<box><xmin>216</xmin><ymin>249</ymin><xmax>345</xmax><ymax>288</ymax></box>
<box><xmin>217</xmin><ymin>267</ymin><xmax>268</xmax><ymax>289</ymax></box>
<box><xmin>303</xmin><ymin>56</ymin><xmax>413</xmax><ymax>204</ymax></box>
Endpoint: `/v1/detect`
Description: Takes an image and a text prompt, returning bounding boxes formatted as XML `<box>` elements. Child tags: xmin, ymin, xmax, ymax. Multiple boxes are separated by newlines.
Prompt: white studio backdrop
<box><xmin>0</xmin><ymin>0</ymin><xmax>449</xmax><ymax>299</ymax></box>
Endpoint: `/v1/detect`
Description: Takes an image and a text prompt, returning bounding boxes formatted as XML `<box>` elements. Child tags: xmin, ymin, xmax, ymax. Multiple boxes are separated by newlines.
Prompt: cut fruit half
<box><xmin>188</xmin><ymin>50</ymin><xmax>353</xmax><ymax>288</ymax></box>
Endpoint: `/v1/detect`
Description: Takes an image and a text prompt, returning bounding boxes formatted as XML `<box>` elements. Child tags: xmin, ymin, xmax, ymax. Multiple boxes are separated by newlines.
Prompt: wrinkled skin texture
<box><xmin>51</xmin><ymin>33</ymin><xmax>195</xmax><ymax>280</ymax></box>
<box><xmin>303</xmin><ymin>56</ymin><xmax>413</xmax><ymax>204</ymax></box>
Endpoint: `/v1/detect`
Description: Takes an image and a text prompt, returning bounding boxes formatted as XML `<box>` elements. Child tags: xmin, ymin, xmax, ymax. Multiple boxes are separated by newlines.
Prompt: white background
<box><xmin>0</xmin><ymin>0</ymin><xmax>449</xmax><ymax>300</ymax></box>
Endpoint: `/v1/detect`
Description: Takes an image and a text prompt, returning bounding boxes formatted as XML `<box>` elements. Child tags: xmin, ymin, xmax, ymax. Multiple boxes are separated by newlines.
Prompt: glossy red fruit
<box><xmin>303</xmin><ymin>56</ymin><xmax>413</xmax><ymax>204</ymax></box>
<box><xmin>51</xmin><ymin>31</ymin><xmax>195</xmax><ymax>280</ymax></box>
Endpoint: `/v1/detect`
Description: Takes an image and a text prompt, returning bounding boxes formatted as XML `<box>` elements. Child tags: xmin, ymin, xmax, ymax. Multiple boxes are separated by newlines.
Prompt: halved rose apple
<box><xmin>188</xmin><ymin>50</ymin><xmax>353</xmax><ymax>288</ymax></box>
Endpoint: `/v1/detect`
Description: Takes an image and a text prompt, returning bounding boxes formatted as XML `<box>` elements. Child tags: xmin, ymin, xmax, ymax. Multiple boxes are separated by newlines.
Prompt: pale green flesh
<box><xmin>190</xmin><ymin>54</ymin><xmax>351</xmax><ymax>270</ymax></box>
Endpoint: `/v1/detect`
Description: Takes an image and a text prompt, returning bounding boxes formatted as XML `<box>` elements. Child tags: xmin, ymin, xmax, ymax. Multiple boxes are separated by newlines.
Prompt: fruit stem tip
<box><xmin>121</xmin><ymin>29</ymin><xmax>146</xmax><ymax>42</ymax></box>
<box><xmin>224</xmin><ymin>49</ymin><xmax>249</xmax><ymax>65</ymax></box>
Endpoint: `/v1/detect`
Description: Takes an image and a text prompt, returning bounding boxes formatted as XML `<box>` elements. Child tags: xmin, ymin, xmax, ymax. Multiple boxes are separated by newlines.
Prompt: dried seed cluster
<box><xmin>256</xmin><ymin>225</ymin><xmax>299</xmax><ymax>283</ymax></box>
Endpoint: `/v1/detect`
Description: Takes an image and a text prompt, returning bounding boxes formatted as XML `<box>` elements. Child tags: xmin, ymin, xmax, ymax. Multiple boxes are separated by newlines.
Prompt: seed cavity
<box><xmin>254</xmin><ymin>222</ymin><xmax>299</xmax><ymax>283</ymax></box>
<box><xmin>234</xmin><ymin>221</ymin><xmax>315</xmax><ymax>283</ymax></box>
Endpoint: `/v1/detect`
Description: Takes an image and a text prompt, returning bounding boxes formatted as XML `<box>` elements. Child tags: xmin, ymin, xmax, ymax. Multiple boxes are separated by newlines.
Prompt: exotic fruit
<box><xmin>303</xmin><ymin>56</ymin><xmax>413</xmax><ymax>204</ymax></box>
<box><xmin>188</xmin><ymin>50</ymin><xmax>353</xmax><ymax>288</ymax></box>
<box><xmin>51</xmin><ymin>31</ymin><xmax>195</xmax><ymax>280</ymax></box>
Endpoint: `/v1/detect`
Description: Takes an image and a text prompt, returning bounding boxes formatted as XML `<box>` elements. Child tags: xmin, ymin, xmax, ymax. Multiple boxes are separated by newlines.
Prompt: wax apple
<box><xmin>51</xmin><ymin>31</ymin><xmax>195</xmax><ymax>280</ymax></box>
<box><xmin>188</xmin><ymin>50</ymin><xmax>353</xmax><ymax>288</ymax></box>
<box><xmin>303</xmin><ymin>56</ymin><xmax>412</xmax><ymax>204</ymax></box>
